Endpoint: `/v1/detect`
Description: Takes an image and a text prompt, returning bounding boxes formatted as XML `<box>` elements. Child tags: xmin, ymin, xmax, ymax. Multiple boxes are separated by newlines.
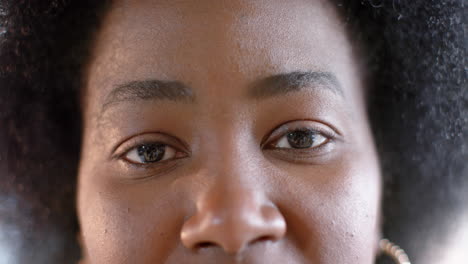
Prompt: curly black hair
<box><xmin>0</xmin><ymin>1</ymin><xmax>466</xmax><ymax>263</ymax></box>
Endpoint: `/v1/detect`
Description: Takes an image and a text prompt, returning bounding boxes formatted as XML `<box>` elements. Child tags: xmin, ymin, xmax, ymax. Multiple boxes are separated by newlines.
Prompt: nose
<box><xmin>180</xmin><ymin>186</ymin><xmax>286</xmax><ymax>254</ymax></box>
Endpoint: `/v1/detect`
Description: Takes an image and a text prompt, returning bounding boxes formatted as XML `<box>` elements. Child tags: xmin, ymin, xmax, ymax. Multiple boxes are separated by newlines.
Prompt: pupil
<box><xmin>286</xmin><ymin>129</ymin><xmax>315</xmax><ymax>149</ymax></box>
<box><xmin>137</xmin><ymin>144</ymin><xmax>165</xmax><ymax>163</ymax></box>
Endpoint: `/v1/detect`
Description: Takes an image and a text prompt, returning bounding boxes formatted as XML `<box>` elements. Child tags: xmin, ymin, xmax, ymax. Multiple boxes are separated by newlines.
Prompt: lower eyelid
<box><xmin>265</xmin><ymin>141</ymin><xmax>335</xmax><ymax>163</ymax></box>
<box><xmin>116</xmin><ymin>158</ymin><xmax>185</xmax><ymax>180</ymax></box>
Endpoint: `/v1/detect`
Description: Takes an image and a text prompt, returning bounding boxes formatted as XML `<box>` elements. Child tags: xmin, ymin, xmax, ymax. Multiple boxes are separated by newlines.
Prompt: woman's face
<box><xmin>77</xmin><ymin>0</ymin><xmax>381</xmax><ymax>263</ymax></box>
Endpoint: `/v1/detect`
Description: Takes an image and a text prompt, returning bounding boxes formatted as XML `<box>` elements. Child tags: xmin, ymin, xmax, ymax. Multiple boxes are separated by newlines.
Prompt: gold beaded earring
<box><xmin>379</xmin><ymin>238</ymin><xmax>411</xmax><ymax>264</ymax></box>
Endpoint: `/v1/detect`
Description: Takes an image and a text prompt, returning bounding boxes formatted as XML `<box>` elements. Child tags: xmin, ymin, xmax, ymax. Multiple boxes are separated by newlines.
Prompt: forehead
<box><xmin>85</xmin><ymin>0</ymin><xmax>359</xmax><ymax>108</ymax></box>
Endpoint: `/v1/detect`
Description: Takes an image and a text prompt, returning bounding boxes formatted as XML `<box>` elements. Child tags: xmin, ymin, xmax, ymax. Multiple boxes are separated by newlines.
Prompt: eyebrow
<box><xmin>100</xmin><ymin>71</ymin><xmax>342</xmax><ymax>115</ymax></box>
<box><xmin>248</xmin><ymin>71</ymin><xmax>343</xmax><ymax>99</ymax></box>
<box><xmin>101</xmin><ymin>79</ymin><xmax>194</xmax><ymax>113</ymax></box>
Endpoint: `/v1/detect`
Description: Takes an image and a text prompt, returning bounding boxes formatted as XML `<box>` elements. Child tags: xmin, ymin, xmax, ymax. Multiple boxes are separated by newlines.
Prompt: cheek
<box><xmin>276</xmin><ymin>151</ymin><xmax>381</xmax><ymax>263</ymax></box>
<box><xmin>78</xmin><ymin>165</ymin><xmax>186</xmax><ymax>263</ymax></box>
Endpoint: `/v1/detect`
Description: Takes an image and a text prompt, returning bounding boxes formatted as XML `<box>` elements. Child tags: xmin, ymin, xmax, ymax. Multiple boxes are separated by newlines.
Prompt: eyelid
<box><xmin>111</xmin><ymin>132</ymin><xmax>189</xmax><ymax>161</ymax></box>
<box><xmin>261</xmin><ymin>119</ymin><xmax>341</xmax><ymax>148</ymax></box>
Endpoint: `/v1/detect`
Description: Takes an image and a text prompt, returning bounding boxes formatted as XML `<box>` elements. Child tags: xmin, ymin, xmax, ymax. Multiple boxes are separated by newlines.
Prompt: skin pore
<box><xmin>77</xmin><ymin>0</ymin><xmax>382</xmax><ymax>263</ymax></box>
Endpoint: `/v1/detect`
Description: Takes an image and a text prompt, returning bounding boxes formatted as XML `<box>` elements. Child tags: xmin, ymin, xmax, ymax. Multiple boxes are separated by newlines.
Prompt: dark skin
<box><xmin>77</xmin><ymin>0</ymin><xmax>382</xmax><ymax>263</ymax></box>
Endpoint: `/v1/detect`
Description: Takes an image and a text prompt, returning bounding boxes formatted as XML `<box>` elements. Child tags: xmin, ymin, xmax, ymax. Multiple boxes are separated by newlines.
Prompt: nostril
<box><xmin>195</xmin><ymin>241</ymin><xmax>217</xmax><ymax>250</ymax></box>
<box><xmin>249</xmin><ymin>235</ymin><xmax>275</xmax><ymax>246</ymax></box>
<box><xmin>180</xmin><ymin>196</ymin><xmax>287</xmax><ymax>254</ymax></box>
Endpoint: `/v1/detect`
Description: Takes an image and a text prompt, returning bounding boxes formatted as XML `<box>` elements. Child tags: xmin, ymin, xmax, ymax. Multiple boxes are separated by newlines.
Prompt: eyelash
<box><xmin>263</xmin><ymin>127</ymin><xmax>336</xmax><ymax>162</ymax></box>
<box><xmin>118</xmin><ymin>141</ymin><xmax>185</xmax><ymax>167</ymax></box>
<box><xmin>117</xmin><ymin>125</ymin><xmax>336</xmax><ymax>168</ymax></box>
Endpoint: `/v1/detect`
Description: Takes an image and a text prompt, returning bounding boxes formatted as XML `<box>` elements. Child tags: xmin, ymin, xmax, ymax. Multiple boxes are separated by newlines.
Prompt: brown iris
<box><xmin>286</xmin><ymin>129</ymin><xmax>316</xmax><ymax>149</ymax></box>
<box><xmin>137</xmin><ymin>143</ymin><xmax>166</xmax><ymax>163</ymax></box>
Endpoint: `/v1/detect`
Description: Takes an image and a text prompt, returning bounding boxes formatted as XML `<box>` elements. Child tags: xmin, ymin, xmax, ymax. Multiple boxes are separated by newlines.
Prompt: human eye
<box><xmin>113</xmin><ymin>133</ymin><xmax>188</xmax><ymax>168</ymax></box>
<box><xmin>124</xmin><ymin>143</ymin><xmax>178</xmax><ymax>165</ymax></box>
<box><xmin>274</xmin><ymin>128</ymin><xmax>328</xmax><ymax>149</ymax></box>
<box><xmin>262</xmin><ymin>120</ymin><xmax>340</xmax><ymax>162</ymax></box>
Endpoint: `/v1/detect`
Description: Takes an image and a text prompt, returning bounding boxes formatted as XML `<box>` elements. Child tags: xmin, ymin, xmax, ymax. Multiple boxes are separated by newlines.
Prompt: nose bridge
<box><xmin>197</xmin><ymin>125</ymin><xmax>265</xmax><ymax>230</ymax></box>
<box><xmin>180</xmin><ymin>145</ymin><xmax>286</xmax><ymax>254</ymax></box>
<box><xmin>199</xmin><ymin>177</ymin><xmax>261</xmax><ymax>224</ymax></box>
<box><xmin>200</xmin><ymin>121</ymin><xmax>259</xmax><ymax>188</ymax></box>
